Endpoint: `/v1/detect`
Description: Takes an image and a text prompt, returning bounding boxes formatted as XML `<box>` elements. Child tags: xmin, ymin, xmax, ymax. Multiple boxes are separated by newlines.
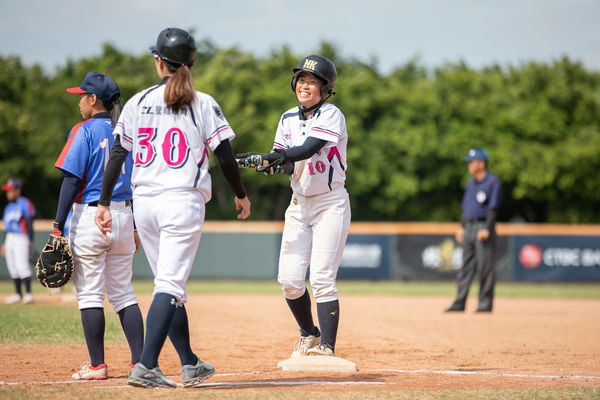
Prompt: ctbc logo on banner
<box><xmin>514</xmin><ymin>236</ymin><xmax>600</xmax><ymax>281</ymax></box>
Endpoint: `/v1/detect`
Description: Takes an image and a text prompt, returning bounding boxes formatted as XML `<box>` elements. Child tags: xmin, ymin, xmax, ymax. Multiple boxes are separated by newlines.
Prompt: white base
<box><xmin>277</xmin><ymin>355</ymin><xmax>357</xmax><ymax>372</ymax></box>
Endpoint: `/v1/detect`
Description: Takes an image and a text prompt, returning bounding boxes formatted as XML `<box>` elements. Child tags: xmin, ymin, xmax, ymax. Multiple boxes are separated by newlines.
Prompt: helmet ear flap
<box><xmin>290</xmin><ymin>70</ymin><xmax>301</xmax><ymax>94</ymax></box>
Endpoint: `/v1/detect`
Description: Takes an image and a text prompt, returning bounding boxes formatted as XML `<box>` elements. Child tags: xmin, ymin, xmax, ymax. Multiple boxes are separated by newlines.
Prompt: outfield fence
<box><xmin>2</xmin><ymin>221</ymin><xmax>600</xmax><ymax>282</ymax></box>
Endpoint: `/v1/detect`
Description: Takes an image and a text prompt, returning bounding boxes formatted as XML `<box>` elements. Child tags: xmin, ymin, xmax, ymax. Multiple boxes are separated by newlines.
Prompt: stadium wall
<box><xmin>2</xmin><ymin>221</ymin><xmax>600</xmax><ymax>282</ymax></box>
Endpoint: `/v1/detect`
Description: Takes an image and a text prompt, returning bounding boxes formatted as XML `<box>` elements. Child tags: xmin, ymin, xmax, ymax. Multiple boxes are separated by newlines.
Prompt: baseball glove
<box><xmin>35</xmin><ymin>234</ymin><xmax>74</xmax><ymax>288</ymax></box>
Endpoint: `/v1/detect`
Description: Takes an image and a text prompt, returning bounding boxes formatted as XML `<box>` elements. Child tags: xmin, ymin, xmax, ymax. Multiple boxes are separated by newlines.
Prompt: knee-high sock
<box><xmin>168</xmin><ymin>304</ymin><xmax>197</xmax><ymax>366</ymax></box>
<box><xmin>139</xmin><ymin>293</ymin><xmax>177</xmax><ymax>369</ymax></box>
<box><xmin>285</xmin><ymin>289</ymin><xmax>318</xmax><ymax>336</ymax></box>
<box><xmin>13</xmin><ymin>278</ymin><xmax>22</xmax><ymax>296</ymax></box>
<box><xmin>316</xmin><ymin>300</ymin><xmax>339</xmax><ymax>351</ymax></box>
<box><xmin>118</xmin><ymin>304</ymin><xmax>144</xmax><ymax>365</ymax></box>
<box><xmin>22</xmin><ymin>278</ymin><xmax>31</xmax><ymax>294</ymax></box>
<box><xmin>81</xmin><ymin>308</ymin><xmax>105</xmax><ymax>367</ymax></box>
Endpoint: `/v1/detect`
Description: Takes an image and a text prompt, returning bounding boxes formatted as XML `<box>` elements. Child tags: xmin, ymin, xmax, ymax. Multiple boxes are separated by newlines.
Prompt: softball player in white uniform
<box><xmin>54</xmin><ymin>72</ymin><xmax>144</xmax><ymax>380</ymax></box>
<box><xmin>95</xmin><ymin>28</ymin><xmax>251</xmax><ymax>389</ymax></box>
<box><xmin>238</xmin><ymin>55</ymin><xmax>350</xmax><ymax>357</ymax></box>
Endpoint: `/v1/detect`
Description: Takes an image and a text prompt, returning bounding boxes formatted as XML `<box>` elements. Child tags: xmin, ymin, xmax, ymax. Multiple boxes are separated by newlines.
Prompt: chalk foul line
<box><xmin>368</xmin><ymin>369</ymin><xmax>600</xmax><ymax>381</ymax></box>
<box><xmin>2</xmin><ymin>368</ymin><xmax>599</xmax><ymax>387</ymax></box>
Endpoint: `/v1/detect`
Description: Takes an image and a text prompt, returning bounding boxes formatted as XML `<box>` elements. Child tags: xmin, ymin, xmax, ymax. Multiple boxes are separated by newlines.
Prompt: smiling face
<box><xmin>295</xmin><ymin>71</ymin><xmax>323</xmax><ymax>109</ymax></box>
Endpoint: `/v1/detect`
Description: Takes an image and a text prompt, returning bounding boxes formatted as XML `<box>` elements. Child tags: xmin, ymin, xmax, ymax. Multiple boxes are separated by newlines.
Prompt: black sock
<box><xmin>13</xmin><ymin>278</ymin><xmax>22</xmax><ymax>296</ymax></box>
<box><xmin>81</xmin><ymin>308</ymin><xmax>105</xmax><ymax>367</ymax></box>
<box><xmin>139</xmin><ymin>293</ymin><xmax>177</xmax><ymax>369</ymax></box>
<box><xmin>317</xmin><ymin>300</ymin><xmax>339</xmax><ymax>351</ymax></box>
<box><xmin>285</xmin><ymin>289</ymin><xmax>318</xmax><ymax>336</ymax></box>
<box><xmin>22</xmin><ymin>278</ymin><xmax>31</xmax><ymax>294</ymax></box>
<box><xmin>168</xmin><ymin>304</ymin><xmax>198</xmax><ymax>366</ymax></box>
<box><xmin>118</xmin><ymin>304</ymin><xmax>144</xmax><ymax>365</ymax></box>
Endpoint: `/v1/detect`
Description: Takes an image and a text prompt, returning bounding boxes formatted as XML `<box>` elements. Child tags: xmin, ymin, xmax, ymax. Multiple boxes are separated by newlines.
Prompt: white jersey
<box><xmin>114</xmin><ymin>84</ymin><xmax>235</xmax><ymax>201</ymax></box>
<box><xmin>273</xmin><ymin>102</ymin><xmax>347</xmax><ymax>197</ymax></box>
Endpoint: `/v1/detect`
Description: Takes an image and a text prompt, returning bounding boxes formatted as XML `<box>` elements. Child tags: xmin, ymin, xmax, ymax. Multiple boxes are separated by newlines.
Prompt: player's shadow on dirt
<box><xmin>198</xmin><ymin>372</ymin><xmax>389</xmax><ymax>390</ymax></box>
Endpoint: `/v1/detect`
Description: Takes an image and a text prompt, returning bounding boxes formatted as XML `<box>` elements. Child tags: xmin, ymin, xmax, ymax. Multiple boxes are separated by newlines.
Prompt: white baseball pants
<box><xmin>70</xmin><ymin>201</ymin><xmax>138</xmax><ymax>312</ymax></box>
<box><xmin>133</xmin><ymin>190</ymin><xmax>205</xmax><ymax>303</ymax></box>
<box><xmin>4</xmin><ymin>232</ymin><xmax>31</xmax><ymax>279</ymax></box>
<box><xmin>278</xmin><ymin>185</ymin><xmax>351</xmax><ymax>303</ymax></box>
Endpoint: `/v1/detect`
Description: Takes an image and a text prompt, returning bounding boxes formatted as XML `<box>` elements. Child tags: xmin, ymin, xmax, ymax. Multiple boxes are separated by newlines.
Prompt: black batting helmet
<box><xmin>150</xmin><ymin>28</ymin><xmax>196</xmax><ymax>67</ymax></box>
<box><xmin>291</xmin><ymin>55</ymin><xmax>337</xmax><ymax>100</ymax></box>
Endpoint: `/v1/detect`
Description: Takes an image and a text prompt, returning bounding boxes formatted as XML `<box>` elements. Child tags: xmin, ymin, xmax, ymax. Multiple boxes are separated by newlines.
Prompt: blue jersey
<box><xmin>55</xmin><ymin>114</ymin><xmax>133</xmax><ymax>203</ymax></box>
<box><xmin>461</xmin><ymin>172</ymin><xmax>502</xmax><ymax>220</ymax></box>
<box><xmin>2</xmin><ymin>196</ymin><xmax>35</xmax><ymax>235</ymax></box>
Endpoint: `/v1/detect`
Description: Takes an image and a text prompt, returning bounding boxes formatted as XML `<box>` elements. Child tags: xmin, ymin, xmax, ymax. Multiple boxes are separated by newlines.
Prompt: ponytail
<box><xmin>110</xmin><ymin>97</ymin><xmax>122</xmax><ymax>127</ymax></box>
<box><xmin>164</xmin><ymin>65</ymin><xmax>195</xmax><ymax>112</ymax></box>
<box><xmin>101</xmin><ymin>95</ymin><xmax>122</xmax><ymax>127</ymax></box>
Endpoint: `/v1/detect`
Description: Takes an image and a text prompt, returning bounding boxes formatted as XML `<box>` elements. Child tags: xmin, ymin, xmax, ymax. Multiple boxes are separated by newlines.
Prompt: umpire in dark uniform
<box><xmin>446</xmin><ymin>148</ymin><xmax>501</xmax><ymax>313</ymax></box>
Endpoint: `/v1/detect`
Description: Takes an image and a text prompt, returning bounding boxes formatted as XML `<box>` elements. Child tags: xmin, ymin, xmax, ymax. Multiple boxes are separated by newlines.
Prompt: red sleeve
<box><xmin>54</xmin><ymin>120</ymin><xmax>87</xmax><ymax>169</ymax></box>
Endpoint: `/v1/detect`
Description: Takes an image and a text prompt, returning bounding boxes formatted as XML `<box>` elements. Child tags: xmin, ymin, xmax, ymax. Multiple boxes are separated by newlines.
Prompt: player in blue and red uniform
<box><xmin>1</xmin><ymin>178</ymin><xmax>36</xmax><ymax>304</ymax></box>
<box><xmin>52</xmin><ymin>72</ymin><xmax>144</xmax><ymax>380</ymax></box>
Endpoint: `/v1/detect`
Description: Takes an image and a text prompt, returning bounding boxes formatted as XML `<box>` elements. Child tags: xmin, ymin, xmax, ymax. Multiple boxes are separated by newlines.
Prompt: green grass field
<box><xmin>2</xmin><ymin>279</ymin><xmax>600</xmax><ymax>298</ymax></box>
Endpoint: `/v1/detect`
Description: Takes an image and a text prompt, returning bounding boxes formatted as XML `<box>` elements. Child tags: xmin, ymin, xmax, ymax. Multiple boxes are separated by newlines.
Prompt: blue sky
<box><xmin>1</xmin><ymin>0</ymin><xmax>598</xmax><ymax>74</ymax></box>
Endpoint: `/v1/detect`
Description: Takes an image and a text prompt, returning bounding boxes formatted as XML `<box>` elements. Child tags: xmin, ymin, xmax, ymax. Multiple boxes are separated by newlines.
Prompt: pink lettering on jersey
<box><xmin>162</xmin><ymin>128</ymin><xmax>190</xmax><ymax>168</ymax></box>
<box><xmin>135</xmin><ymin>127</ymin><xmax>158</xmax><ymax>167</ymax></box>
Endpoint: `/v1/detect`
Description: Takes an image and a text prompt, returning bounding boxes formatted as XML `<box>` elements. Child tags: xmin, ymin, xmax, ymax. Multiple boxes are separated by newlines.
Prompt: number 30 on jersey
<box><xmin>135</xmin><ymin>127</ymin><xmax>191</xmax><ymax>168</ymax></box>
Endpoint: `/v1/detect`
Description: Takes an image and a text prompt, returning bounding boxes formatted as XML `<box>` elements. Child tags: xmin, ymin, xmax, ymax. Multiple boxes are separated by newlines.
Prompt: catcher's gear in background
<box><xmin>36</xmin><ymin>234</ymin><xmax>74</xmax><ymax>288</ymax></box>
<box><xmin>236</xmin><ymin>151</ymin><xmax>294</xmax><ymax>175</ymax></box>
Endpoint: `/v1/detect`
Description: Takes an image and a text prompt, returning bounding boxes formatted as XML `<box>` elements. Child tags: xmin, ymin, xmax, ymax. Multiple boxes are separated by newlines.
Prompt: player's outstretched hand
<box><xmin>235</xmin><ymin>196</ymin><xmax>251</xmax><ymax>220</ymax></box>
<box><xmin>236</xmin><ymin>152</ymin><xmax>263</xmax><ymax>169</ymax></box>
<box><xmin>94</xmin><ymin>205</ymin><xmax>113</xmax><ymax>240</ymax></box>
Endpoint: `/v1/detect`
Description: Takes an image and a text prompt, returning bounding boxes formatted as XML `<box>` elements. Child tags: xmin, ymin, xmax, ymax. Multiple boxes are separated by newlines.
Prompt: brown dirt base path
<box><xmin>1</xmin><ymin>294</ymin><xmax>599</xmax><ymax>396</ymax></box>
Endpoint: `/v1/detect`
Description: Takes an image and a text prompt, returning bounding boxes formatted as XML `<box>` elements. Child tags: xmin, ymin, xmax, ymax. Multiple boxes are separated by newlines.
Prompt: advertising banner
<box><xmin>514</xmin><ymin>235</ymin><xmax>600</xmax><ymax>281</ymax></box>
<box><xmin>396</xmin><ymin>234</ymin><xmax>510</xmax><ymax>281</ymax></box>
<box><xmin>337</xmin><ymin>234</ymin><xmax>392</xmax><ymax>279</ymax></box>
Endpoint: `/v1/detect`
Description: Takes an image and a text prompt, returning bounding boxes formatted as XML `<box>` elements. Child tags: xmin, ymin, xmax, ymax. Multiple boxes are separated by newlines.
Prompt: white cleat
<box><xmin>307</xmin><ymin>344</ymin><xmax>334</xmax><ymax>357</ymax></box>
<box><xmin>5</xmin><ymin>294</ymin><xmax>22</xmax><ymax>304</ymax></box>
<box><xmin>72</xmin><ymin>363</ymin><xmax>108</xmax><ymax>380</ymax></box>
<box><xmin>22</xmin><ymin>293</ymin><xmax>34</xmax><ymax>304</ymax></box>
<box><xmin>291</xmin><ymin>335</ymin><xmax>320</xmax><ymax>358</ymax></box>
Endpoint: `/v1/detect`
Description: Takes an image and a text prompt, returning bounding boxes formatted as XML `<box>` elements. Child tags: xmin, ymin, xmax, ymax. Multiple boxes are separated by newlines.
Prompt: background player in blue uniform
<box><xmin>446</xmin><ymin>148</ymin><xmax>502</xmax><ymax>313</ymax></box>
<box><xmin>1</xmin><ymin>178</ymin><xmax>35</xmax><ymax>304</ymax></box>
<box><xmin>52</xmin><ymin>72</ymin><xmax>144</xmax><ymax>380</ymax></box>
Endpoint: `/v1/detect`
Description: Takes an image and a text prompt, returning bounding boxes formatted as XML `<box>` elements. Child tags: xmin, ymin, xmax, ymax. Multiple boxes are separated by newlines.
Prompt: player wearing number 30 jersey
<box><xmin>113</xmin><ymin>73</ymin><xmax>226</xmax><ymax>201</ymax></box>
<box><xmin>96</xmin><ymin>28</ymin><xmax>251</xmax><ymax>389</ymax></box>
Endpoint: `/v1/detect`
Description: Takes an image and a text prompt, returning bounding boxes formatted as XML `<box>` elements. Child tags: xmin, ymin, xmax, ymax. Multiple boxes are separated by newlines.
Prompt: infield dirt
<box><xmin>1</xmin><ymin>293</ymin><xmax>599</xmax><ymax>395</ymax></box>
